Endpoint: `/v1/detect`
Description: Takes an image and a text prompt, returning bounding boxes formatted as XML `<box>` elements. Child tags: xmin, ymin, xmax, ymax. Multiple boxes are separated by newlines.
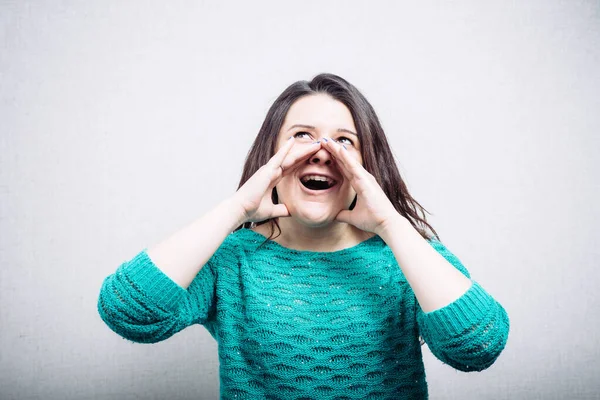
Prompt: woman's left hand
<box><xmin>322</xmin><ymin>138</ymin><xmax>401</xmax><ymax>236</ymax></box>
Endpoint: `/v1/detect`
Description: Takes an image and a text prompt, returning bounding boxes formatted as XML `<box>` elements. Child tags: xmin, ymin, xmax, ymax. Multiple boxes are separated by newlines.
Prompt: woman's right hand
<box><xmin>232</xmin><ymin>137</ymin><xmax>322</xmax><ymax>224</ymax></box>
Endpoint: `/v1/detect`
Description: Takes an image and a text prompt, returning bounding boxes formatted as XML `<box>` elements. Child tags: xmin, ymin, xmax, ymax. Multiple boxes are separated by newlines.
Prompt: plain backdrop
<box><xmin>1</xmin><ymin>1</ymin><xmax>599</xmax><ymax>399</ymax></box>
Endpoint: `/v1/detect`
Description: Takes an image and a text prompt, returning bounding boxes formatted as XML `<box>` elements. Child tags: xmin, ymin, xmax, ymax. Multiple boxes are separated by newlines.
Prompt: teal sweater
<box><xmin>98</xmin><ymin>228</ymin><xmax>509</xmax><ymax>399</ymax></box>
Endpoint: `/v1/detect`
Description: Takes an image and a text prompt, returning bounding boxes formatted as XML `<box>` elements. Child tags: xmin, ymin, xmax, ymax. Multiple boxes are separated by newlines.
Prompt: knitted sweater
<box><xmin>98</xmin><ymin>228</ymin><xmax>509</xmax><ymax>399</ymax></box>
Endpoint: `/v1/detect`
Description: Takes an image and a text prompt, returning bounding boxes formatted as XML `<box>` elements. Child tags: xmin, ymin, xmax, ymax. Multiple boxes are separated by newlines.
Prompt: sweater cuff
<box><xmin>120</xmin><ymin>249</ymin><xmax>186</xmax><ymax>313</ymax></box>
<box><xmin>421</xmin><ymin>281</ymin><xmax>495</xmax><ymax>339</ymax></box>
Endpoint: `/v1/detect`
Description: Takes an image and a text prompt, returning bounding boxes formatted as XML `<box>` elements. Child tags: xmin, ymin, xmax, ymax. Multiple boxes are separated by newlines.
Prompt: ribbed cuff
<box><xmin>421</xmin><ymin>281</ymin><xmax>495</xmax><ymax>339</ymax></box>
<box><xmin>121</xmin><ymin>249</ymin><xmax>186</xmax><ymax>313</ymax></box>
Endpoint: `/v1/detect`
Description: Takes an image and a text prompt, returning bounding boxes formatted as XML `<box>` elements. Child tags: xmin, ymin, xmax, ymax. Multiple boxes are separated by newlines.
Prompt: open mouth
<box><xmin>299</xmin><ymin>175</ymin><xmax>338</xmax><ymax>191</ymax></box>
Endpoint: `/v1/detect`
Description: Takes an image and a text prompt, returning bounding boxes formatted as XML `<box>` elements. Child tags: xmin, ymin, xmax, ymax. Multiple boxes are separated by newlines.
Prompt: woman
<box><xmin>98</xmin><ymin>73</ymin><xmax>510</xmax><ymax>399</ymax></box>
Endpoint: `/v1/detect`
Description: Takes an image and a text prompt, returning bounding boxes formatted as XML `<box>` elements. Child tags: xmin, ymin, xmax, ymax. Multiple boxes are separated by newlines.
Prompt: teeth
<box><xmin>301</xmin><ymin>175</ymin><xmax>335</xmax><ymax>185</ymax></box>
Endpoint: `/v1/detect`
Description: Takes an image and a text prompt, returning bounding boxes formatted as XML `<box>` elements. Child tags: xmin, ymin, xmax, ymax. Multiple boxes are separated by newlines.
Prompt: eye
<box><xmin>294</xmin><ymin>131</ymin><xmax>312</xmax><ymax>140</ymax></box>
<box><xmin>335</xmin><ymin>136</ymin><xmax>354</xmax><ymax>145</ymax></box>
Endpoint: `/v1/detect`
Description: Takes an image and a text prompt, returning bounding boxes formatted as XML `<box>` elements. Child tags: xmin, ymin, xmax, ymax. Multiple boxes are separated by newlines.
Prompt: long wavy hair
<box><xmin>234</xmin><ymin>73</ymin><xmax>440</xmax><ymax>244</ymax></box>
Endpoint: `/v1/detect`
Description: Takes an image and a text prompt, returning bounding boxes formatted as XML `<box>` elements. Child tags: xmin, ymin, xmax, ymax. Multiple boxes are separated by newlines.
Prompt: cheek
<box><xmin>275</xmin><ymin>176</ymin><xmax>296</xmax><ymax>197</ymax></box>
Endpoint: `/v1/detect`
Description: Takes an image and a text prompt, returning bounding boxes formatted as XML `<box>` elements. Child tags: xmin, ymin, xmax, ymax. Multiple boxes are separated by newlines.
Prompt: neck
<box><xmin>273</xmin><ymin>217</ymin><xmax>372</xmax><ymax>252</ymax></box>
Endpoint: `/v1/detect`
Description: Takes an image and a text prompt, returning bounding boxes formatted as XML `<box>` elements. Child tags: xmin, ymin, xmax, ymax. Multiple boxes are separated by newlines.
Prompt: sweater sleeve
<box><xmin>415</xmin><ymin>239</ymin><xmax>510</xmax><ymax>372</ymax></box>
<box><xmin>97</xmin><ymin>243</ymin><xmax>222</xmax><ymax>344</ymax></box>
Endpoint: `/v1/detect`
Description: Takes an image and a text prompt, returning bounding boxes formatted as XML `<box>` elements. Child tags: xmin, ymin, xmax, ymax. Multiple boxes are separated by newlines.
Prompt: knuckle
<box><xmin>270</xmin><ymin>166</ymin><xmax>282</xmax><ymax>180</ymax></box>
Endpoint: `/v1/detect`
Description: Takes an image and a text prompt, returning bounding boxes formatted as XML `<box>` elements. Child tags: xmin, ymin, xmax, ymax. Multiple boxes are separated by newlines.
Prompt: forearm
<box><xmin>146</xmin><ymin>197</ymin><xmax>246</xmax><ymax>290</ymax></box>
<box><xmin>378</xmin><ymin>215</ymin><xmax>472</xmax><ymax>313</ymax></box>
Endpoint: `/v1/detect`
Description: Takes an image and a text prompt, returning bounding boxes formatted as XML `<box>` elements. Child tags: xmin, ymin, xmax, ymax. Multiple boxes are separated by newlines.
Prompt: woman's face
<box><xmin>274</xmin><ymin>94</ymin><xmax>363</xmax><ymax>227</ymax></box>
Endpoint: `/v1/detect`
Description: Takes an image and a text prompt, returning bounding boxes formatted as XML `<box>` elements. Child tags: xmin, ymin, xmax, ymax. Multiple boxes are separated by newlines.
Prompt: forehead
<box><xmin>281</xmin><ymin>94</ymin><xmax>356</xmax><ymax>132</ymax></box>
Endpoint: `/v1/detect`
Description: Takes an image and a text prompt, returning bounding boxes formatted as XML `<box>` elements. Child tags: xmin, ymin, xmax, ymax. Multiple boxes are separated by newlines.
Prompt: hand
<box><xmin>232</xmin><ymin>137</ymin><xmax>322</xmax><ymax>224</ymax></box>
<box><xmin>322</xmin><ymin>138</ymin><xmax>400</xmax><ymax>235</ymax></box>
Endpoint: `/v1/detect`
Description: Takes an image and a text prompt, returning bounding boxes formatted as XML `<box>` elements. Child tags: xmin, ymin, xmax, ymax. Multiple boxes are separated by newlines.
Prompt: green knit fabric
<box><xmin>98</xmin><ymin>228</ymin><xmax>509</xmax><ymax>399</ymax></box>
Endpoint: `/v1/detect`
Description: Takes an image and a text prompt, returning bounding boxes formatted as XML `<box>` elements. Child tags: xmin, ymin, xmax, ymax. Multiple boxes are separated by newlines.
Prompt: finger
<box><xmin>271</xmin><ymin>204</ymin><xmax>290</xmax><ymax>219</ymax></box>
<box><xmin>322</xmin><ymin>139</ymin><xmax>362</xmax><ymax>179</ymax></box>
<box><xmin>320</xmin><ymin>140</ymin><xmax>353</xmax><ymax>180</ymax></box>
<box><xmin>266</xmin><ymin>136</ymin><xmax>297</xmax><ymax>170</ymax></box>
<box><xmin>335</xmin><ymin>209</ymin><xmax>352</xmax><ymax>225</ymax></box>
<box><xmin>268</xmin><ymin>163</ymin><xmax>289</xmax><ymax>188</ymax></box>
<box><xmin>266</xmin><ymin>142</ymin><xmax>319</xmax><ymax>187</ymax></box>
<box><xmin>280</xmin><ymin>141</ymin><xmax>322</xmax><ymax>173</ymax></box>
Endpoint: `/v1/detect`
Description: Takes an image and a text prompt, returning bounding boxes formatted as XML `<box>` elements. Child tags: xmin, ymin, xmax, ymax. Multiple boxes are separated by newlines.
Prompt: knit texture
<box><xmin>98</xmin><ymin>228</ymin><xmax>509</xmax><ymax>399</ymax></box>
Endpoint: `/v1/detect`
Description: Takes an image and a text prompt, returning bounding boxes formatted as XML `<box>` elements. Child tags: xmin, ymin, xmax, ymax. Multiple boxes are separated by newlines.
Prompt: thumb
<box><xmin>271</xmin><ymin>204</ymin><xmax>290</xmax><ymax>219</ymax></box>
<box><xmin>335</xmin><ymin>209</ymin><xmax>352</xmax><ymax>225</ymax></box>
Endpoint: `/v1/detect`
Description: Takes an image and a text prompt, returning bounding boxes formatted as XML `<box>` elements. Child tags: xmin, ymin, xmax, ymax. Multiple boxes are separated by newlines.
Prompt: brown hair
<box><xmin>234</xmin><ymin>73</ymin><xmax>440</xmax><ymax>243</ymax></box>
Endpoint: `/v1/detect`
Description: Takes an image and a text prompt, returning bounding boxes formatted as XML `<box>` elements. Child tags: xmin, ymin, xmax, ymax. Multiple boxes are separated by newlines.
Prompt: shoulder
<box><xmin>202</xmin><ymin>228</ymin><xmax>262</xmax><ymax>273</ymax></box>
<box><xmin>208</xmin><ymin>228</ymin><xmax>255</xmax><ymax>260</ymax></box>
<box><xmin>221</xmin><ymin>227</ymin><xmax>269</xmax><ymax>252</ymax></box>
<box><xmin>224</xmin><ymin>227</ymin><xmax>257</xmax><ymax>247</ymax></box>
<box><xmin>249</xmin><ymin>222</ymin><xmax>269</xmax><ymax>236</ymax></box>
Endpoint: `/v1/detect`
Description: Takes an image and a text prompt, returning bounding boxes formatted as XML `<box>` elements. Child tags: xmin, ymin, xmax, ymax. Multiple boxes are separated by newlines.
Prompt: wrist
<box><xmin>375</xmin><ymin>214</ymin><xmax>412</xmax><ymax>240</ymax></box>
<box><xmin>222</xmin><ymin>195</ymin><xmax>249</xmax><ymax>228</ymax></box>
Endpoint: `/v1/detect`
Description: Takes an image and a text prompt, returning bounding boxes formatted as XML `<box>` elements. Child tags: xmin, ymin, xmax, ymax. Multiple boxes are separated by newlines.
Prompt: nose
<box><xmin>308</xmin><ymin>146</ymin><xmax>333</xmax><ymax>166</ymax></box>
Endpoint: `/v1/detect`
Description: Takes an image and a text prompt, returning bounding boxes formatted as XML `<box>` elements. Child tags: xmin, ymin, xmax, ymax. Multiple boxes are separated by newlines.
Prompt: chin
<box><xmin>290</xmin><ymin>203</ymin><xmax>339</xmax><ymax>227</ymax></box>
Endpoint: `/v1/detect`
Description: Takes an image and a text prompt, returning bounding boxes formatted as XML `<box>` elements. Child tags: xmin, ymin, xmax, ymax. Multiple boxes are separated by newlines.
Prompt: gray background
<box><xmin>1</xmin><ymin>1</ymin><xmax>599</xmax><ymax>399</ymax></box>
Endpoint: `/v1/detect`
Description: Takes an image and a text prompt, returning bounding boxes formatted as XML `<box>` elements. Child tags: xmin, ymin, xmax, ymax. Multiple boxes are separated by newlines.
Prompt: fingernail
<box><xmin>312</xmin><ymin>140</ymin><xmax>321</xmax><ymax>144</ymax></box>
<box><xmin>343</xmin><ymin>144</ymin><xmax>347</xmax><ymax>150</ymax></box>
<box><xmin>322</xmin><ymin>138</ymin><xmax>328</xmax><ymax>142</ymax></box>
<box><xmin>288</xmin><ymin>136</ymin><xmax>293</xmax><ymax>140</ymax></box>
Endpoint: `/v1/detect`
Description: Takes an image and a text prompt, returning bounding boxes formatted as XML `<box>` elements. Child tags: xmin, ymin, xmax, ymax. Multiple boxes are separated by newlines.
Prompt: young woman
<box><xmin>98</xmin><ymin>73</ymin><xmax>510</xmax><ymax>399</ymax></box>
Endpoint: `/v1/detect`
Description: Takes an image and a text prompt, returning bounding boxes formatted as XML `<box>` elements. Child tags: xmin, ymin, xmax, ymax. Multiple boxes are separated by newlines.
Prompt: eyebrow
<box><xmin>287</xmin><ymin>124</ymin><xmax>358</xmax><ymax>137</ymax></box>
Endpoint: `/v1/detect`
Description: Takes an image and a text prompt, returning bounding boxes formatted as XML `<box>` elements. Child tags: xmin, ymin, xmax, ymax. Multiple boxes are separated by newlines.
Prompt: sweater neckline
<box><xmin>239</xmin><ymin>227</ymin><xmax>384</xmax><ymax>256</ymax></box>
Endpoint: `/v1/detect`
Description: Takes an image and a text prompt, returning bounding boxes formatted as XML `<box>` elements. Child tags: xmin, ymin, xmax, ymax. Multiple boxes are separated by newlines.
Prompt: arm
<box><xmin>379</xmin><ymin>215</ymin><xmax>510</xmax><ymax>371</ymax></box>
<box><xmin>319</xmin><ymin>138</ymin><xmax>509</xmax><ymax>370</ymax></box>
<box><xmin>97</xmin><ymin>138</ymin><xmax>325</xmax><ymax>343</ymax></box>
<box><xmin>97</xmin><ymin>197</ymin><xmax>245</xmax><ymax>343</ymax></box>
<box><xmin>145</xmin><ymin>197</ymin><xmax>246</xmax><ymax>290</ymax></box>
<box><xmin>379</xmin><ymin>215</ymin><xmax>473</xmax><ymax>312</ymax></box>
<box><xmin>97</xmin><ymin>247</ymin><xmax>220</xmax><ymax>343</ymax></box>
